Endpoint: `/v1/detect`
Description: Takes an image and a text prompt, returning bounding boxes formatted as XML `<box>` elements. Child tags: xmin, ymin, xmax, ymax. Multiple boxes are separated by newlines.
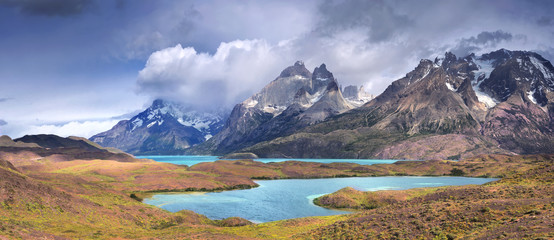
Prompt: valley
<box><xmin>1</xmin><ymin>134</ymin><xmax>552</xmax><ymax>238</ymax></box>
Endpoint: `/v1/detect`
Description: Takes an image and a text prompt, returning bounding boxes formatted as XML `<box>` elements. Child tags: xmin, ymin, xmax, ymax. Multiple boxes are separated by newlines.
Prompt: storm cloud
<box><xmin>135</xmin><ymin>0</ymin><xmax>554</xmax><ymax>110</ymax></box>
<box><xmin>451</xmin><ymin>30</ymin><xmax>514</xmax><ymax>57</ymax></box>
<box><xmin>0</xmin><ymin>119</ymin><xmax>7</xmax><ymax>126</ymax></box>
<box><xmin>0</xmin><ymin>0</ymin><xmax>93</xmax><ymax>16</ymax></box>
<box><xmin>314</xmin><ymin>0</ymin><xmax>412</xmax><ymax>43</ymax></box>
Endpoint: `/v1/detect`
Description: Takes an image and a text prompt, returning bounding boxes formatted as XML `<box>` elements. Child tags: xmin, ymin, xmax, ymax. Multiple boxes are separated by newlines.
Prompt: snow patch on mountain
<box><xmin>445</xmin><ymin>82</ymin><xmax>457</xmax><ymax>91</ymax></box>
<box><xmin>530</xmin><ymin>56</ymin><xmax>554</xmax><ymax>81</ymax></box>
<box><xmin>471</xmin><ymin>58</ymin><xmax>498</xmax><ymax>108</ymax></box>
<box><xmin>244</xmin><ymin>98</ymin><xmax>258</xmax><ymax>108</ymax></box>
<box><xmin>131</xmin><ymin>118</ymin><xmax>143</xmax><ymax>131</ymax></box>
<box><xmin>310</xmin><ymin>90</ymin><xmax>325</xmax><ymax>104</ymax></box>
<box><xmin>418</xmin><ymin>65</ymin><xmax>432</xmax><ymax>82</ymax></box>
<box><xmin>527</xmin><ymin>90</ymin><xmax>537</xmax><ymax>104</ymax></box>
<box><xmin>472</xmin><ymin>59</ymin><xmax>494</xmax><ymax>82</ymax></box>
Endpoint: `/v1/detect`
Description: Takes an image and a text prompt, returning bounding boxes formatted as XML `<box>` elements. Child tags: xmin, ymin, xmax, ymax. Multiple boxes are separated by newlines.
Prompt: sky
<box><xmin>1</xmin><ymin>0</ymin><xmax>553</xmax><ymax>138</ymax></box>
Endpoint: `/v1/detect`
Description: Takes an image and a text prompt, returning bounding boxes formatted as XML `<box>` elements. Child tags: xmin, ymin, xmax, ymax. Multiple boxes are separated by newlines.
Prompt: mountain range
<box><xmin>90</xmin><ymin>49</ymin><xmax>553</xmax><ymax>159</ymax></box>
<box><xmin>189</xmin><ymin>61</ymin><xmax>373</xmax><ymax>155</ymax></box>
<box><xmin>240</xmin><ymin>49</ymin><xmax>554</xmax><ymax>159</ymax></box>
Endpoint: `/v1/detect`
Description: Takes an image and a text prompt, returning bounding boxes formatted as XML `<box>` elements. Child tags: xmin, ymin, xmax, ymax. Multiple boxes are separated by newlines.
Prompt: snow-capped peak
<box><xmin>129</xmin><ymin>99</ymin><xmax>227</xmax><ymax>139</ymax></box>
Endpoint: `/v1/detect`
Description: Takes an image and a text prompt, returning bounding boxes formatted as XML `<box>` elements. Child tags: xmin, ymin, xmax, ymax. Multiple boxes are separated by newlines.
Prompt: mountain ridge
<box><xmin>239</xmin><ymin>49</ymin><xmax>554</xmax><ymax>159</ymax></box>
<box><xmin>188</xmin><ymin>61</ymin><xmax>372</xmax><ymax>155</ymax></box>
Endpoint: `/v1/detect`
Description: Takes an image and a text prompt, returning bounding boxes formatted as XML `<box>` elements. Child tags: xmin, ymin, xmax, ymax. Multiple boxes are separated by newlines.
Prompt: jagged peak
<box><xmin>416</xmin><ymin>59</ymin><xmax>434</xmax><ymax>70</ymax></box>
<box><xmin>313</xmin><ymin>63</ymin><xmax>334</xmax><ymax>80</ymax></box>
<box><xmin>444</xmin><ymin>51</ymin><xmax>457</xmax><ymax>61</ymax></box>
<box><xmin>278</xmin><ymin>61</ymin><xmax>312</xmax><ymax>78</ymax></box>
<box><xmin>479</xmin><ymin>48</ymin><xmax>514</xmax><ymax>62</ymax></box>
<box><xmin>326</xmin><ymin>79</ymin><xmax>339</xmax><ymax>91</ymax></box>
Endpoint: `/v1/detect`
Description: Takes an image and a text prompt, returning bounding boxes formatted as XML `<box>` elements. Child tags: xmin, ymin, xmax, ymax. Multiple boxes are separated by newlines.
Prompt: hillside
<box><xmin>1</xmin><ymin>134</ymin><xmax>137</xmax><ymax>163</ymax></box>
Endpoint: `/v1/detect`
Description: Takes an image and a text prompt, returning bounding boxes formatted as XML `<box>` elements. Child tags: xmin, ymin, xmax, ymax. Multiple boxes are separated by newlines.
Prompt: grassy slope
<box><xmin>309</xmin><ymin>155</ymin><xmax>554</xmax><ymax>239</ymax></box>
<box><xmin>0</xmin><ymin>154</ymin><xmax>552</xmax><ymax>239</ymax></box>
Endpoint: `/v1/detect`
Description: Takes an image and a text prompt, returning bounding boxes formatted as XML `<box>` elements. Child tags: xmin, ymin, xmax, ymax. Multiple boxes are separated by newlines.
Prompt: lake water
<box><xmin>143</xmin><ymin>176</ymin><xmax>497</xmax><ymax>223</ymax></box>
<box><xmin>135</xmin><ymin>155</ymin><xmax>403</xmax><ymax>166</ymax></box>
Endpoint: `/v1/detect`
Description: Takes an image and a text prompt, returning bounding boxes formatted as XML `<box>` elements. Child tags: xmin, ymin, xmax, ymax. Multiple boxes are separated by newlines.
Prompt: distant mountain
<box><xmin>0</xmin><ymin>134</ymin><xmax>137</xmax><ymax>162</ymax></box>
<box><xmin>90</xmin><ymin>100</ymin><xmax>227</xmax><ymax>155</ymax></box>
<box><xmin>241</xmin><ymin>49</ymin><xmax>554</xmax><ymax>159</ymax></box>
<box><xmin>190</xmin><ymin>61</ymin><xmax>372</xmax><ymax>155</ymax></box>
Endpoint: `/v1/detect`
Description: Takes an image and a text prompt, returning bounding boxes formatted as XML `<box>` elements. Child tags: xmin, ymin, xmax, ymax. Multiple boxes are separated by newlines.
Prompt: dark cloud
<box><xmin>0</xmin><ymin>119</ymin><xmax>7</xmax><ymax>126</ymax></box>
<box><xmin>0</xmin><ymin>0</ymin><xmax>93</xmax><ymax>17</ymax></box>
<box><xmin>315</xmin><ymin>0</ymin><xmax>412</xmax><ymax>42</ymax></box>
<box><xmin>0</xmin><ymin>98</ymin><xmax>12</xmax><ymax>103</ymax></box>
<box><xmin>537</xmin><ymin>16</ymin><xmax>552</xmax><ymax>26</ymax></box>
<box><xmin>451</xmin><ymin>30</ymin><xmax>514</xmax><ymax>57</ymax></box>
<box><xmin>115</xmin><ymin>0</ymin><xmax>126</xmax><ymax>10</ymax></box>
<box><xmin>536</xmin><ymin>47</ymin><xmax>554</xmax><ymax>63</ymax></box>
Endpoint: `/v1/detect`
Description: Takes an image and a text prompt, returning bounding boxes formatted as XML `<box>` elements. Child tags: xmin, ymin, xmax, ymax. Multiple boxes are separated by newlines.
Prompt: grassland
<box><xmin>0</xmin><ymin>153</ymin><xmax>552</xmax><ymax>239</ymax></box>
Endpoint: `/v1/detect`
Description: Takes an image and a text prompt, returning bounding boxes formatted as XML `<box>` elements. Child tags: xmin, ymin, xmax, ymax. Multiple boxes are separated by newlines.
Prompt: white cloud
<box><xmin>135</xmin><ymin>34</ymin><xmax>427</xmax><ymax>106</ymax></box>
<box><xmin>13</xmin><ymin>120</ymin><xmax>122</xmax><ymax>138</ymax></box>
<box><xmin>136</xmin><ymin>39</ymin><xmax>292</xmax><ymax>109</ymax></box>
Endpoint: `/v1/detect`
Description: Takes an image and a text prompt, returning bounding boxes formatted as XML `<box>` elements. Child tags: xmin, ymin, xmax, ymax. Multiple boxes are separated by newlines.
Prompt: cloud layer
<box><xmin>13</xmin><ymin>120</ymin><xmax>122</xmax><ymax>138</ymax></box>
<box><xmin>451</xmin><ymin>30</ymin><xmax>515</xmax><ymax>57</ymax></box>
<box><xmin>0</xmin><ymin>0</ymin><xmax>93</xmax><ymax>16</ymax></box>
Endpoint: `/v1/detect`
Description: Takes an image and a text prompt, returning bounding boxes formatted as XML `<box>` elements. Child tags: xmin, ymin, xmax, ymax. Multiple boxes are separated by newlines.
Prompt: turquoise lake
<box><xmin>135</xmin><ymin>155</ymin><xmax>403</xmax><ymax>166</ymax></box>
<box><xmin>143</xmin><ymin>176</ymin><xmax>497</xmax><ymax>223</ymax></box>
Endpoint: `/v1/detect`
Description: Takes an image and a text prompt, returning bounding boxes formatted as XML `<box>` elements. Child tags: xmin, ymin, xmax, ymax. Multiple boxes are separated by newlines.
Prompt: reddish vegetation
<box><xmin>1</xmin><ymin>145</ymin><xmax>553</xmax><ymax>239</ymax></box>
<box><xmin>374</xmin><ymin>134</ymin><xmax>509</xmax><ymax>160</ymax></box>
<box><xmin>16</xmin><ymin>159</ymin><xmax>258</xmax><ymax>192</ymax></box>
<box><xmin>307</xmin><ymin>156</ymin><xmax>554</xmax><ymax>239</ymax></box>
<box><xmin>193</xmin><ymin>154</ymin><xmax>553</xmax><ymax>181</ymax></box>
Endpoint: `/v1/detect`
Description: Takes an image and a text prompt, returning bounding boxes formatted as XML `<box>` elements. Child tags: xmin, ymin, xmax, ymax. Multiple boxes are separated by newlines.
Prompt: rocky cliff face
<box><xmin>343</xmin><ymin>85</ymin><xmax>375</xmax><ymax>107</ymax></box>
<box><xmin>191</xmin><ymin>61</ymin><xmax>370</xmax><ymax>155</ymax></box>
<box><xmin>243</xmin><ymin>49</ymin><xmax>554</xmax><ymax>159</ymax></box>
<box><xmin>90</xmin><ymin>100</ymin><xmax>227</xmax><ymax>155</ymax></box>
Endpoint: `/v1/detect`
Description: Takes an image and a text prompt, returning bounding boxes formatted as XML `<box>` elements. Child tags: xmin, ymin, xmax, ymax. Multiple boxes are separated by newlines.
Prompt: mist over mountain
<box><xmin>91</xmin><ymin>61</ymin><xmax>372</xmax><ymax>155</ymax></box>
<box><xmin>90</xmin><ymin>100</ymin><xmax>228</xmax><ymax>155</ymax></box>
<box><xmin>89</xmin><ymin>49</ymin><xmax>553</xmax><ymax>159</ymax></box>
<box><xmin>188</xmin><ymin>61</ymin><xmax>371</xmax><ymax>155</ymax></box>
